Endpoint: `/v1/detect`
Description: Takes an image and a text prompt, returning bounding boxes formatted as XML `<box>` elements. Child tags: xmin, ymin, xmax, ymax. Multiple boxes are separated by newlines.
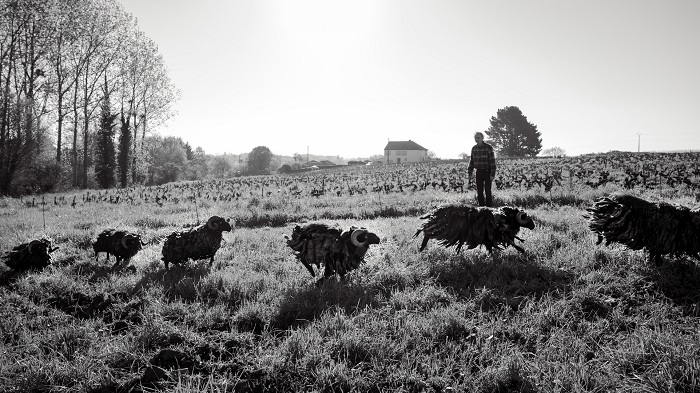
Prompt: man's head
<box><xmin>474</xmin><ymin>132</ymin><xmax>484</xmax><ymax>146</ymax></box>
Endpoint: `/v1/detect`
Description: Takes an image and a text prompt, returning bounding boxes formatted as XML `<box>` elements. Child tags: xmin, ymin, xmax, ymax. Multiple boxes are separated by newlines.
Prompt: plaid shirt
<box><xmin>467</xmin><ymin>142</ymin><xmax>496</xmax><ymax>175</ymax></box>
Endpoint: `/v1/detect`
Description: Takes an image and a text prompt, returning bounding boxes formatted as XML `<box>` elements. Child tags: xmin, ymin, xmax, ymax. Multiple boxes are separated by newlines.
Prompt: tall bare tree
<box><xmin>119</xmin><ymin>30</ymin><xmax>179</xmax><ymax>183</ymax></box>
<box><xmin>45</xmin><ymin>0</ymin><xmax>81</xmax><ymax>163</ymax></box>
<box><xmin>0</xmin><ymin>0</ymin><xmax>50</xmax><ymax>194</ymax></box>
<box><xmin>0</xmin><ymin>0</ymin><xmax>179</xmax><ymax>194</ymax></box>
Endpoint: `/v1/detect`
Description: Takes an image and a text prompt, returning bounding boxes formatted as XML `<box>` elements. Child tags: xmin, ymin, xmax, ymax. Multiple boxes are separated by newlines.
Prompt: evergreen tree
<box><xmin>94</xmin><ymin>94</ymin><xmax>117</xmax><ymax>188</ymax></box>
<box><xmin>484</xmin><ymin>106</ymin><xmax>542</xmax><ymax>157</ymax></box>
<box><xmin>117</xmin><ymin>112</ymin><xmax>131</xmax><ymax>187</ymax></box>
<box><xmin>184</xmin><ymin>146</ymin><xmax>208</xmax><ymax>180</ymax></box>
<box><xmin>184</xmin><ymin>142</ymin><xmax>194</xmax><ymax>160</ymax></box>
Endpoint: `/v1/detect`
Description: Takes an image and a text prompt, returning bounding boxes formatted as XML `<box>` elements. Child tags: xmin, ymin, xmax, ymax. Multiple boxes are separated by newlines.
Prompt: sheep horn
<box><xmin>516</xmin><ymin>211</ymin><xmax>529</xmax><ymax>226</ymax></box>
<box><xmin>351</xmin><ymin>229</ymin><xmax>369</xmax><ymax>247</ymax></box>
<box><xmin>27</xmin><ymin>240</ymin><xmax>42</xmax><ymax>255</ymax></box>
<box><xmin>610</xmin><ymin>204</ymin><xmax>625</xmax><ymax>218</ymax></box>
<box><xmin>207</xmin><ymin>216</ymin><xmax>220</xmax><ymax>230</ymax></box>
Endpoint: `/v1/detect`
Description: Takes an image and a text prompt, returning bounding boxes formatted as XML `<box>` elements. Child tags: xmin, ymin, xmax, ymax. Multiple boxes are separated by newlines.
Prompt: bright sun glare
<box><xmin>272</xmin><ymin>0</ymin><xmax>379</xmax><ymax>33</ymax></box>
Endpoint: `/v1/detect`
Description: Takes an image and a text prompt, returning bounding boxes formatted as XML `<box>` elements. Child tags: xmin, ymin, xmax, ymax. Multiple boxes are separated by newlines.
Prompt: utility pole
<box><xmin>307</xmin><ymin>146</ymin><xmax>309</xmax><ymax>162</ymax></box>
<box><xmin>637</xmin><ymin>133</ymin><xmax>641</xmax><ymax>153</ymax></box>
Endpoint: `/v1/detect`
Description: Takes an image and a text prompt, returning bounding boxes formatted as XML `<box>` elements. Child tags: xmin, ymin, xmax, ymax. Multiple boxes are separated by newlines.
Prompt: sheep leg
<box><xmin>491</xmin><ymin>250</ymin><xmax>503</xmax><ymax>264</ymax></box>
<box><xmin>418</xmin><ymin>235</ymin><xmax>431</xmax><ymax>252</ymax></box>
<box><xmin>300</xmin><ymin>239</ymin><xmax>317</xmax><ymax>277</ymax></box>
<box><xmin>323</xmin><ymin>262</ymin><xmax>335</xmax><ymax>279</ymax></box>
<box><xmin>301</xmin><ymin>261</ymin><xmax>316</xmax><ymax>277</ymax></box>
<box><xmin>412</xmin><ymin>229</ymin><xmax>422</xmax><ymax>239</ymax></box>
<box><xmin>120</xmin><ymin>258</ymin><xmax>131</xmax><ymax>270</ymax></box>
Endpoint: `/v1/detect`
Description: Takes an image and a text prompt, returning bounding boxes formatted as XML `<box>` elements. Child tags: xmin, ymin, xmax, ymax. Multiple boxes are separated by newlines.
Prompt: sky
<box><xmin>116</xmin><ymin>0</ymin><xmax>700</xmax><ymax>159</ymax></box>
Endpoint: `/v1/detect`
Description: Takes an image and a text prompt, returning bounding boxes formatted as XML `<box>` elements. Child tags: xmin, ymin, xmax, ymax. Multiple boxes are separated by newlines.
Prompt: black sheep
<box><xmin>93</xmin><ymin>229</ymin><xmax>146</xmax><ymax>269</ymax></box>
<box><xmin>585</xmin><ymin>194</ymin><xmax>700</xmax><ymax>265</ymax></box>
<box><xmin>2</xmin><ymin>238</ymin><xmax>59</xmax><ymax>273</ymax></box>
<box><xmin>414</xmin><ymin>204</ymin><xmax>535</xmax><ymax>253</ymax></box>
<box><xmin>161</xmin><ymin>216</ymin><xmax>232</xmax><ymax>269</ymax></box>
<box><xmin>285</xmin><ymin>224</ymin><xmax>380</xmax><ymax>284</ymax></box>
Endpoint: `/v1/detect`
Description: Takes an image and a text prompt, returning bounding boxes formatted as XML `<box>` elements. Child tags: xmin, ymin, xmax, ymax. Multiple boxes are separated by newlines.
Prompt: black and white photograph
<box><xmin>1</xmin><ymin>0</ymin><xmax>699</xmax><ymax>391</ymax></box>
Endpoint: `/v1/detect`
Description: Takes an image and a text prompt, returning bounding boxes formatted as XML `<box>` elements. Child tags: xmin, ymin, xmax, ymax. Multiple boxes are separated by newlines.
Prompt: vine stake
<box><xmin>41</xmin><ymin>196</ymin><xmax>46</xmax><ymax>231</ymax></box>
<box><xmin>194</xmin><ymin>190</ymin><xmax>200</xmax><ymax>225</ymax></box>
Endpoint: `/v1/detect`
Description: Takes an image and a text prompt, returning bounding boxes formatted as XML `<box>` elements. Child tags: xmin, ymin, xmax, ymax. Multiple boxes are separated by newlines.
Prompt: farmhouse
<box><xmin>384</xmin><ymin>140</ymin><xmax>429</xmax><ymax>164</ymax></box>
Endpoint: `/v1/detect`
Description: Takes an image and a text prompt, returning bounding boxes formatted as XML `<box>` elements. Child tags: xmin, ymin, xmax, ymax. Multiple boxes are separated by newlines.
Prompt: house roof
<box><xmin>384</xmin><ymin>140</ymin><xmax>427</xmax><ymax>151</ymax></box>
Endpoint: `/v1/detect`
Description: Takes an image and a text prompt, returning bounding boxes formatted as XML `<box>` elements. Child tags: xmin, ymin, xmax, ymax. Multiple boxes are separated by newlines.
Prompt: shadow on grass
<box><xmin>650</xmin><ymin>258</ymin><xmax>700</xmax><ymax>316</ymax></box>
<box><xmin>233</xmin><ymin>205</ymin><xmax>429</xmax><ymax>229</ymax></box>
<box><xmin>65</xmin><ymin>259</ymin><xmax>110</xmax><ymax>280</ymax></box>
<box><xmin>131</xmin><ymin>263</ymin><xmax>211</xmax><ymax>301</ymax></box>
<box><xmin>0</xmin><ymin>268</ymin><xmax>20</xmax><ymax>287</ymax></box>
<box><xmin>270</xmin><ymin>251</ymin><xmax>574</xmax><ymax>331</ymax></box>
<box><xmin>426</xmin><ymin>251</ymin><xmax>575</xmax><ymax>309</ymax></box>
<box><xmin>59</xmin><ymin>259</ymin><xmax>137</xmax><ymax>283</ymax></box>
<box><xmin>270</xmin><ymin>278</ymin><xmax>381</xmax><ymax>331</ymax></box>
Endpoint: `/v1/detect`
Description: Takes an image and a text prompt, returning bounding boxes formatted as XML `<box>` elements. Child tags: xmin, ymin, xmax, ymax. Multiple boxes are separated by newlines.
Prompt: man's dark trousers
<box><xmin>475</xmin><ymin>169</ymin><xmax>492</xmax><ymax>207</ymax></box>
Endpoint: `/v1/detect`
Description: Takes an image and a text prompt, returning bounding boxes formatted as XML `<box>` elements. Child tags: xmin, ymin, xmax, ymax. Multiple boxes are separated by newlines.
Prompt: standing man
<box><xmin>467</xmin><ymin>132</ymin><xmax>496</xmax><ymax>206</ymax></box>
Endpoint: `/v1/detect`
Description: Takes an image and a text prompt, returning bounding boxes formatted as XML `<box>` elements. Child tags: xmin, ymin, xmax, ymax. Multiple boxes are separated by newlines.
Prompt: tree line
<box><xmin>0</xmin><ymin>0</ymin><xmax>179</xmax><ymax>195</ymax></box>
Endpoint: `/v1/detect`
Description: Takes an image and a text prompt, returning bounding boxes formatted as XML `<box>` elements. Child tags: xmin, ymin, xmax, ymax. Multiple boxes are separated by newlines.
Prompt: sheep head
<box><xmin>27</xmin><ymin>240</ymin><xmax>47</xmax><ymax>256</ymax></box>
<box><xmin>498</xmin><ymin>206</ymin><xmax>535</xmax><ymax>231</ymax></box>
<box><xmin>28</xmin><ymin>238</ymin><xmax>57</xmax><ymax>256</ymax></box>
<box><xmin>350</xmin><ymin>227</ymin><xmax>380</xmax><ymax>258</ymax></box>
<box><xmin>120</xmin><ymin>233</ymin><xmax>144</xmax><ymax>251</ymax></box>
<box><xmin>206</xmin><ymin>216</ymin><xmax>232</xmax><ymax>232</ymax></box>
<box><xmin>515</xmin><ymin>210</ymin><xmax>535</xmax><ymax>230</ymax></box>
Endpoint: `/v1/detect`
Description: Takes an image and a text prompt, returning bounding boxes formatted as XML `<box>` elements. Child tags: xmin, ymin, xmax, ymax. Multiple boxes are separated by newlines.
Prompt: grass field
<box><xmin>1</xmin><ymin>177</ymin><xmax>700</xmax><ymax>392</ymax></box>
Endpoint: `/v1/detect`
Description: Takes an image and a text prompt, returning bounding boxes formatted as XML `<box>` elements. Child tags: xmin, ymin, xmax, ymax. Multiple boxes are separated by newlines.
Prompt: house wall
<box><xmin>384</xmin><ymin>149</ymin><xmax>428</xmax><ymax>164</ymax></box>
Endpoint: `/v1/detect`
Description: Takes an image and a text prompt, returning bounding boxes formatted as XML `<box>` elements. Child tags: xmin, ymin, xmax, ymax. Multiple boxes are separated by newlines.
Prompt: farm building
<box><xmin>384</xmin><ymin>140</ymin><xmax>429</xmax><ymax>164</ymax></box>
<box><xmin>302</xmin><ymin>160</ymin><xmax>337</xmax><ymax>169</ymax></box>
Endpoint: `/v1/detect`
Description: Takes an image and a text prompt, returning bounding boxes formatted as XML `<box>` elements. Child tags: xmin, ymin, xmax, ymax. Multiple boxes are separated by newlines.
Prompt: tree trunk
<box><xmin>82</xmin><ymin>76</ymin><xmax>89</xmax><ymax>189</ymax></box>
<box><xmin>55</xmin><ymin>36</ymin><xmax>65</xmax><ymax>163</ymax></box>
<box><xmin>131</xmin><ymin>108</ymin><xmax>137</xmax><ymax>183</ymax></box>
<box><xmin>72</xmin><ymin>77</ymin><xmax>79</xmax><ymax>187</ymax></box>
